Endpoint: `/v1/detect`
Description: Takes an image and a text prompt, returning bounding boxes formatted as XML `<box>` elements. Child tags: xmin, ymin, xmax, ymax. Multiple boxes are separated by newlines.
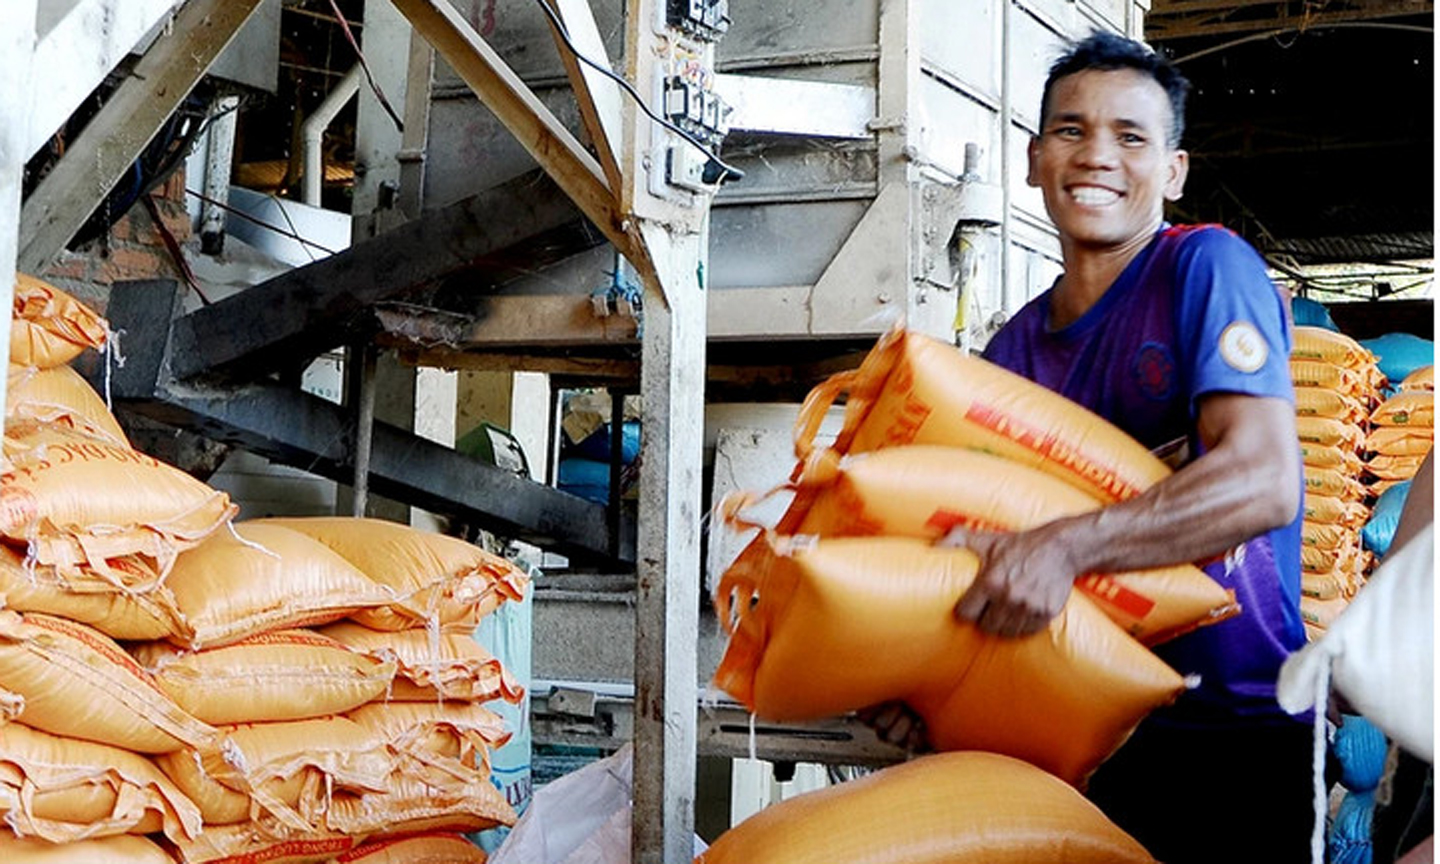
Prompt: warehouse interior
<box><xmin>0</xmin><ymin>0</ymin><xmax>1433</xmax><ymax>862</ymax></box>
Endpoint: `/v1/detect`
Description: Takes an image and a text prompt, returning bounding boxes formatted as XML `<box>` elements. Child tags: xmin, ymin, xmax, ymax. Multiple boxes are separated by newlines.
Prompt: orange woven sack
<box><xmin>132</xmin><ymin>630</ymin><xmax>397</xmax><ymax>725</ymax></box>
<box><xmin>1365</xmin><ymin>426</ymin><xmax>1434</xmax><ymax>457</ymax></box>
<box><xmin>1301</xmin><ymin>571</ymin><xmax>1344</xmax><ymax>601</ymax></box>
<box><xmin>10</xmin><ymin>274</ymin><xmax>108</xmax><ymax>369</ymax></box>
<box><xmin>1304</xmin><ymin>465</ymin><xmax>1368</xmax><ymax>502</ymax></box>
<box><xmin>1302</xmin><ymin>541</ymin><xmax>1361</xmax><ymax>577</ymax></box>
<box><xmin>163</xmin><ymin>522</ymin><xmax>394</xmax><ymax>649</ymax></box>
<box><xmin>0</xmin><ymin>722</ymin><xmax>201</xmax><ymax>843</ymax></box>
<box><xmin>346</xmin><ymin>701</ymin><xmax>511</xmax><ymax>782</ymax></box>
<box><xmin>0</xmin><ymin>547</ymin><xmax>187</xmax><ymax>641</ymax></box>
<box><xmin>1296</xmin><ymin>415</ymin><xmax>1366</xmax><ymax>450</ymax></box>
<box><xmin>713</xmin><ymin>535</ymin><xmax>1186</xmax><ymax>787</ymax></box>
<box><xmin>1300</xmin><ymin>594</ymin><xmax>1350</xmax><ymax>631</ymax></box>
<box><xmin>167</xmin><ymin>823</ymin><xmax>362</xmax><ymax>864</ymax></box>
<box><xmin>696</xmin><ymin>751</ymin><xmax>1156</xmax><ymax>864</ymax></box>
<box><xmin>1302</xmin><ymin>494</ymin><xmax>1370</xmax><ymax>528</ymax></box>
<box><xmin>259</xmin><ymin>518</ymin><xmax>529</xmax><ymax>631</ymax></box>
<box><xmin>0</xmin><ymin>833</ymin><xmax>174</xmax><ymax>864</ymax></box>
<box><xmin>1299</xmin><ymin>441</ymin><xmax>1362</xmax><ymax>472</ymax></box>
<box><xmin>0</xmin><ymin>421</ymin><xmax>236</xmax><ymax>578</ymax></box>
<box><xmin>1301</xmin><ymin>520</ymin><xmax>1354</xmax><ymax>552</ymax></box>
<box><xmin>1366</xmin><ymin>453</ymin><xmax>1429</xmax><ymax>482</ymax></box>
<box><xmin>1291</xmin><ymin>327</ymin><xmax>1376</xmax><ymax>370</ymax></box>
<box><xmin>321</xmin><ymin>621</ymin><xmax>524</xmax><ymax>704</ymax></box>
<box><xmin>7</xmin><ymin>363</ymin><xmax>128</xmax><ymax>444</ymax></box>
<box><xmin>0</xmin><ymin>611</ymin><xmax>215</xmax><ymax>753</ymax></box>
<box><xmin>324</xmin><ymin>766</ymin><xmax>516</xmax><ymax>837</ymax></box>
<box><xmin>1400</xmin><ymin>365</ymin><xmax>1434</xmax><ymax>392</ymax></box>
<box><xmin>1289</xmin><ymin>360</ymin><xmax>1373</xmax><ymax>401</ymax></box>
<box><xmin>755</xmin><ymin>445</ymin><xmax>1236</xmax><ymax>644</ymax></box>
<box><xmin>1294</xmin><ymin>386</ymin><xmax>1368</xmax><ymax>423</ymax></box>
<box><xmin>792</xmin><ymin>328</ymin><xmax>1170</xmax><ymax>504</ymax></box>
<box><xmin>1370</xmin><ymin>391</ymin><xmax>1434</xmax><ymax>428</ymax></box>
<box><xmin>335</xmin><ymin>833</ymin><xmax>488</xmax><ymax>863</ymax></box>
<box><xmin>153</xmin><ymin>716</ymin><xmax>392</xmax><ymax>830</ymax></box>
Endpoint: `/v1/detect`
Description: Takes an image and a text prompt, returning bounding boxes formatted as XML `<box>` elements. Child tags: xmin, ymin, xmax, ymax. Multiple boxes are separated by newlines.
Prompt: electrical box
<box><xmin>666</xmin><ymin>0</ymin><xmax>729</xmax><ymax>41</ymax></box>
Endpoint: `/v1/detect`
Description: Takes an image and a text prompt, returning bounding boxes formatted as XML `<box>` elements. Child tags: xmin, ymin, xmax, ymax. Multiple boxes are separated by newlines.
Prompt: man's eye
<box><xmin>1120</xmin><ymin>132</ymin><xmax>1146</xmax><ymax>145</ymax></box>
<box><xmin>1053</xmin><ymin>126</ymin><xmax>1082</xmax><ymax>138</ymax></box>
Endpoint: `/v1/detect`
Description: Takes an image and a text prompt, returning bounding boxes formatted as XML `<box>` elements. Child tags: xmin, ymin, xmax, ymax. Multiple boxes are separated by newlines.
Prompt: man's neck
<box><xmin>1048</xmin><ymin>229</ymin><xmax>1160</xmax><ymax>329</ymax></box>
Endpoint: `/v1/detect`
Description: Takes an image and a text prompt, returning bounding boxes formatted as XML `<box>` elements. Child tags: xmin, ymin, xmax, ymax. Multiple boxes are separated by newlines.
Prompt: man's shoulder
<box><xmin>1161</xmin><ymin>223</ymin><xmax>1263</xmax><ymax>263</ymax></box>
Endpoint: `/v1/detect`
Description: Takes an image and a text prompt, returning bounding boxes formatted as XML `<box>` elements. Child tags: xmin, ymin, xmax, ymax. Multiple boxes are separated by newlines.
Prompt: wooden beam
<box><xmin>1149</xmin><ymin>1</ymin><xmax>1431</xmax><ymax>39</ymax></box>
<box><xmin>24</xmin><ymin>0</ymin><xmax>186</xmax><ymax>160</ymax></box>
<box><xmin>168</xmin><ymin>170</ymin><xmax>596</xmax><ymax>382</ymax></box>
<box><xmin>387</xmin><ymin>0</ymin><xmax>638</xmax><ymax>262</ymax></box>
<box><xmin>544</xmin><ymin>0</ymin><xmax>626</xmax><ymax>194</ymax></box>
<box><xmin>18</xmin><ymin>0</ymin><xmax>265</xmax><ymax>272</ymax></box>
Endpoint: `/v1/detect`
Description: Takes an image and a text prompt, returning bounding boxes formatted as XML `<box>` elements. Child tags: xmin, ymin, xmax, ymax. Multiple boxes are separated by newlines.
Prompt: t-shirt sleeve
<box><xmin>1172</xmin><ymin>227</ymin><xmax>1294</xmax><ymax>418</ymax></box>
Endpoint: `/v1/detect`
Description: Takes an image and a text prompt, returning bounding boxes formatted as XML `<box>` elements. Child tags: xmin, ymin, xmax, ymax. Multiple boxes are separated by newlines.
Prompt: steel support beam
<box><xmin>104</xmin><ymin>280</ymin><xmax>625</xmax><ymax>566</ymax></box>
<box><xmin>387</xmin><ymin>0</ymin><xmax>643</xmax><ymax>268</ymax></box>
<box><xmin>18</xmin><ymin>0</ymin><xmax>264</xmax><ymax>272</ymax></box>
<box><xmin>168</xmin><ymin>170</ymin><xmax>596</xmax><ymax>383</ymax></box>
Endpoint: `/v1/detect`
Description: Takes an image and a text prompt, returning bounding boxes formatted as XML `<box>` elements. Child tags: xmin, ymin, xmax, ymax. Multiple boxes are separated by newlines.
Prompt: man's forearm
<box><xmin>1047</xmin><ymin>395</ymin><xmax>1301</xmax><ymax>576</ymax></box>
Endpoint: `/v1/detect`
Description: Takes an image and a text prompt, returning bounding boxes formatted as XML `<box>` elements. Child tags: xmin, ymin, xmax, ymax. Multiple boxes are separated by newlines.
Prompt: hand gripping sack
<box><xmin>335</xmin><ymin>833</ymin><xmax>490</xmax><ymax>864</ymax></box>
<box><xmin>0</xmin><ymin>421</ymin><xmax>237</xmax><ymax>578</ymax></box>
<box><xmin>131</xmin><ymin>630</ymin><xmax>398</xmax><ymax>725</ymax></box>
<box><xmin>696</xmin><ymin>751</ymin><xmax>1156</xmax><ymax>864</ymax></box>
<box><xmin>7</xmin><ymin>363</ymin><xmax>128</xmax><ymax>444</ymax></box>
<box><xmin>163</xmin><ymin>521</ymin><xmax>395</xmax><ymax>649</ymax></box>
<box><xmin>749</xmin><ymin>445</ymin><xmax>1237</xmax><ymax>644</ymax></box>
<box><xmin>0</xmin><ymin>722</ymin><xmax>201</xmax><ymax>844</ymax></box>
<box><xmin>0</xmin><ymin>547</ymin><xmax>188</xmax><ymax>641</ymax></box>
<box><xmin>321</xmin><ymin>621</ymin><xmax>525</xmax><ymax>704</ymax></box>
<box><xmin>0</xmin><ymin>833</ymin><xmax>174</xmax><ymax>864</ymax></box>
<box><xmin>258</xmin><ymin>518</ymin><xmax>528</xmax><ymax>631</ymax></box>
<box><xmin>792</xmin><ymin>328</ymin><xmax>1171</xmax><ymax>504</ymax></box>
<box><xmin>153</xmin><ymin>716</ymin><xmax>393</xmax><ymax>830</ymax></box>
<box><xmin>713</xmin><ymin>535</ymin><xmax>1186</xmax><ymax>787</ymax></box>
<box><xmin>10</xmin><ymin>274</ymin><xmax>109</xmax><ymax>369</ymax></box>
<box><xmin>0</xmin><ymin>611</ymin><xmax>215</xmax><ymax>753</ymax></box>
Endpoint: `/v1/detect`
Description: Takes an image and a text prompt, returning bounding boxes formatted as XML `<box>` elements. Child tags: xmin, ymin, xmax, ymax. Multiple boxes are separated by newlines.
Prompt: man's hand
<box><xmin>938</xmin><ymin>523</ymin><xmax>1079</xmax><ymax>638</ymax></box>
<box><xmin>855</xmin><ymin>701</ymin><xmax>930</xmax><ymax>752</ymax></box>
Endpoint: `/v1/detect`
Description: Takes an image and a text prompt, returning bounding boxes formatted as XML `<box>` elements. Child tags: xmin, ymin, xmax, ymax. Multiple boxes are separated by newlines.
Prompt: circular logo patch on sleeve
<box><xmin>1219</xmin><ymin>321</ymin><xmax>1268</xmax><ymax>373</ymax></box>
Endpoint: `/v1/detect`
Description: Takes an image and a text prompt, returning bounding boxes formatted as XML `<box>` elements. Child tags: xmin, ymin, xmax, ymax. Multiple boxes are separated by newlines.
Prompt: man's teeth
<box><xmin>1071</xmin><ymin>187</ymin><xmax>1119</xmax><ymax>206</ymax></box>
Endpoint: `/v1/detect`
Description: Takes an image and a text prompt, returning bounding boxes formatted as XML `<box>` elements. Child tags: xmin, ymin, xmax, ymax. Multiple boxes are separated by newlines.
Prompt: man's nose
<box><xmin>1075</xmin><ymin>134</ymin><xmax>1120</xmax><ymax>169</ymax></box>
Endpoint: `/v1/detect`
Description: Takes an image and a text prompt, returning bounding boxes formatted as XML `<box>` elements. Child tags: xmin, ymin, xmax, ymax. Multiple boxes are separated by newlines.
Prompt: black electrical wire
<box><xmin>528</xmin><ymin>0</ymin><xmax>744</xmax><ymax>183</ymax></box>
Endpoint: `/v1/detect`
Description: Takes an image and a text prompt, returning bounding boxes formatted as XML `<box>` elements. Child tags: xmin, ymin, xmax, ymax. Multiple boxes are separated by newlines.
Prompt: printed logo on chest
<box><xmin>1131</xmin><ymin>341</ymin><xmax>1177</xmax><ymax>401</ymax></box>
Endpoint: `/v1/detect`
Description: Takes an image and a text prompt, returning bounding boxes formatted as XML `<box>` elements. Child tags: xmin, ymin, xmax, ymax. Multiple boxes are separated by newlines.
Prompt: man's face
<box><xmin>1028</xmin><ymin>68</ymin><xmax>1189</xmax><ymax>252</ymax></box>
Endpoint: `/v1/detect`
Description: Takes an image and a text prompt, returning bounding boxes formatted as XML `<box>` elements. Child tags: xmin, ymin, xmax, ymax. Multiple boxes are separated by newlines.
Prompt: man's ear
<box><xmin>1026</xmin><ymin>135</ymin><xmax>1041</xmax><ymax>188</ymax></box>
<box><xmin>1163</xmin><ymin>148</ymin><xmax>1190</xmax><ymax>201</ymax></box>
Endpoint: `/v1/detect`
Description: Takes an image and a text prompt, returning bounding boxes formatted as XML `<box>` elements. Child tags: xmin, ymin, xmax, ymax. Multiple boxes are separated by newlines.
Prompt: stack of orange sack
<box><xmin>1288</xmin><ymin>326</ymin><xmax>1384</xmax><ymax>640</ymax></box>
<box><xmin>1363</xmin><ymin>365</ymin><xmax>1433</xmax><ymax>498</ymax></box>
<box><xmin>704</xmin><ymin>326</ymin><xmax>1244</xmax><ymax>862</ymax></box>
<box><xmin>0</xmin><ymin>275</ymin><xmax>513</xmax><ymax>864</ymax></box>
<box><xmin>132</xmin><ymin>516</ymin><xmax>525</xmax><ymax>863</ymax></box>
<box><xmin>0</xmin><ymin>275</ymin><xmax>235</xmax><ymax>863</ymax></box>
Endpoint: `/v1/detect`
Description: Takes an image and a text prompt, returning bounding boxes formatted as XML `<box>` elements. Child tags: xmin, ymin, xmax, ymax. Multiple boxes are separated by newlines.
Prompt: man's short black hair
<box><xmin>1040</xmin><ymin>31</ymin><xmax>1191</xmax><ymax>148</ymax></box>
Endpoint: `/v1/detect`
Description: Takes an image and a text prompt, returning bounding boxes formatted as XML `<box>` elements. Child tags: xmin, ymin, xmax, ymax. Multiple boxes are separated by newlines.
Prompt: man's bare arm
<box><xmin>942</xmin><ymin>393</ymin><xmax>1301</xmax><ymax>637</ymax></box>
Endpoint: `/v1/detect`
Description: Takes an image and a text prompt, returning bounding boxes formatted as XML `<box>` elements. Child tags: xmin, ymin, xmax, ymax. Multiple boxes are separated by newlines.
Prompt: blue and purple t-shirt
<box><xmin>982</xmin><ymin>224</ymin><xmax>1306</xmax><ymax>727</ymax></box>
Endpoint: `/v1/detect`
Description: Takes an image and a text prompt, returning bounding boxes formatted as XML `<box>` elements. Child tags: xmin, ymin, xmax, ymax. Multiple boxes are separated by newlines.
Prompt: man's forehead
<box><xmin>1047</xmin><ymin>68</ymin><xmax>1172</xmax><ymax>129</ymax></box>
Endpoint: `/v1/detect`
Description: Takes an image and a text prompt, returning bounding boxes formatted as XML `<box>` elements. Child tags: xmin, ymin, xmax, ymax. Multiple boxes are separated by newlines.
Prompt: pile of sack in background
<box><xmin>1289</xmin><ymin>322</ymin><xmax>1434</xmax><ymax>641</ymax></box>
<box><xmin>701</xmin><ymin>326</ymin><xmax>1249</xmax><ymax>863</ymax></box>
<box><xmin>0</xmin><ymin>275</ymin><xmax>524</xmax><ymax>864</ymax></box>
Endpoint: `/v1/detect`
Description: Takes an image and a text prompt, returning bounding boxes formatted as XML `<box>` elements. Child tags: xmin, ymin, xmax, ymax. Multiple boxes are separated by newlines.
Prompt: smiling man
<box><xmin>939</xmin><ymin>31</ymin><xmax>1313</xmax><ymax>864</ymax></box>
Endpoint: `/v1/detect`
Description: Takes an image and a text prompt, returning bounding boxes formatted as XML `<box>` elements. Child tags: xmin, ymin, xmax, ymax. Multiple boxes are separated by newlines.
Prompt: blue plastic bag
<box><xmin>1360</xmin><ymin>333</ymin><xmax>1435</xmax><ymax>387</ymax></box>
<box><xmin>1293</xmin><ymin>296</ymin><xmax>1340</xmax><ymax>332</ymax></box>
<box><xmin>1362</xmin><ymin>481</ymin><xmax>1412</xmax><ymax>559</ymax></box>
